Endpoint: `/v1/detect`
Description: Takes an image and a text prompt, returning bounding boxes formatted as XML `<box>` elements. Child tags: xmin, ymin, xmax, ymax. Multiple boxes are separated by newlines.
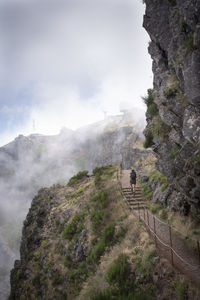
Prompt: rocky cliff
<box><xmin>9</xmin><ymin>167</ymin><xmax>199</xmax><ymax>299</ymax></box>
<box><xmin>143</xmin><ymin>0</ymin><xmax>200</xmax><ymax>218</ymax></box>
<box><xmin>0</xmin><ymin>110</ymin><xmax>150</xmax><ymax>299</ymax></box>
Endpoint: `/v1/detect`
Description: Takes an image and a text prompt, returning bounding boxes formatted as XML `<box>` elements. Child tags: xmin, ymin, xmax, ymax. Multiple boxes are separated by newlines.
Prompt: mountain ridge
<box><xmin>0</xmin><ymin>110</ymin><xmax>148</xmax><ymax>300</ymax></box>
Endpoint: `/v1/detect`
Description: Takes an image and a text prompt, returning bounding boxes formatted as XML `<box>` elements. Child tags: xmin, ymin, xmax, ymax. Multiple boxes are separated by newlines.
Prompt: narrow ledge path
<box><xmin>120</xmin><ymin>169</ymin><xmax>200</xmax><ymax>286</ymax></box>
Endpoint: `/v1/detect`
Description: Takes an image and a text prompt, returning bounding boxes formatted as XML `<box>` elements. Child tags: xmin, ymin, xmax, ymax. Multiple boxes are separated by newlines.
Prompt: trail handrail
<box><xmin>141</xmin><ymin>211</ymin><xmax>200</xmax><ymax>270</ymax></box>
<box><xmin>118</xmin><ymin>173</ymin><xmax>200</xmax><ymax>284</ymax></box>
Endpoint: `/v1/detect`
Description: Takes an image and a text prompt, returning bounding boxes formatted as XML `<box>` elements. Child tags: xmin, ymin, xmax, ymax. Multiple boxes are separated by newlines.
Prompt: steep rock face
<box><xmin>143</xmin><ymin>0</ymin><xmax>200</xmax><ymax>217</ymax></box>
<box><xmin>1</xmin><ymin>112</ymin><xmax>150</xmax><ymax>299</ymax></box>
<box><xmin>9</xmin><ymin>168</ymin><xmax>200</xmax><ymax>300</ymax></box>
<box><xmin>82</xmin><ymin>126</ymin><xmax>151</xmax><ymax>170</ymax></box>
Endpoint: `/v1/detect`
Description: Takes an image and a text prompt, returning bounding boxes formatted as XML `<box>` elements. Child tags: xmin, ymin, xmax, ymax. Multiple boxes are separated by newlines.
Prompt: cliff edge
<box><xmin>143</xmin><ymin>0</ymin><xmax>200</xmax><ymax>217</ymax></box>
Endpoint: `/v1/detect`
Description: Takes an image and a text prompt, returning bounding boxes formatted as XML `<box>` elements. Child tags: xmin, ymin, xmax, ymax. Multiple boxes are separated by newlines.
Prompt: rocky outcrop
<box><xmin>143</xmin><ymin>0</ymin><xmax>200</xmax><ymax>218</ymax></box>
<box><xmin>83</xmin><ymin>126</ymin><xmax>150</xmax><ymax>170</ymax></box>
<box><xmin>1</xmin><ymin>111</ymin><xmax>150</xmax><ymax>299</ymax></box>
<box><xmin>9</xmin><ymin>183</ymin><xmax>91</xmax><ymax>300</ymax></box>
<box><xmin>9</xmin><ymin>167</ymin><xmax>200</xmax><ymax>299</ymax></box>
<box><xmin>8</xmin><ymin>167</ymin><xmax>120</xmax><ymax>299</ymax></box>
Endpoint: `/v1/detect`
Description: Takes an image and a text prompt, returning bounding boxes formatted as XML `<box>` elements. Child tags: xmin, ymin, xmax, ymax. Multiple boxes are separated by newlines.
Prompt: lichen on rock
<box><xmin>143</xmin><ymin>0</ymin><xmax>200</xmax><ymax>218</ymax></box>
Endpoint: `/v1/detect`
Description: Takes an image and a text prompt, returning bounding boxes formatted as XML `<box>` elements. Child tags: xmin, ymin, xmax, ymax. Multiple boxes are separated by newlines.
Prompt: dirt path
<box><xmin>120</xmin><ymin>170</ymin><xmax>200</xmax><ymax>285</ymax></box>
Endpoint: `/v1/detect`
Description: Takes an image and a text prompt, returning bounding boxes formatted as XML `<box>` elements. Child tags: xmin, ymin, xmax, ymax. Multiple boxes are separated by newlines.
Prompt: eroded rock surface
<box><xmin>143</xmin><ymin>0</ymin><xmax>200</xmax><ymax>217</ymax></box>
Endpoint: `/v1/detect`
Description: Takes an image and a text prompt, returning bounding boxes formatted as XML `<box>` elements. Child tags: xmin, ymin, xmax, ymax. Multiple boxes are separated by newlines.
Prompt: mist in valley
<box><xmin>0</xmin><ymin>109</ymin><xmax>146</xmax><ymax>299</ymax></box>
<box><xmin>0</xmin><ymin>0</ymin><xmax>153</xmax><ymax>298</ymax></box>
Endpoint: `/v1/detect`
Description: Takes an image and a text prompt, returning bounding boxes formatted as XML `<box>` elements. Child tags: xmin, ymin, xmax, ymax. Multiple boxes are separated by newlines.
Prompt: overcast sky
<box><xmin>0</xmin><ymin>0</ymin><xmax>152</xmax><ymax>146</ymax></box>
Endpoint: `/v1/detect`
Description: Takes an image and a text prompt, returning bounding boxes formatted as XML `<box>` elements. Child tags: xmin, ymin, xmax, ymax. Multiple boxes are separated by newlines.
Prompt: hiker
<box><xmin>130</xmin><ymin>169</ymin><xmax>137</xmax><ymax>193</ymax></box>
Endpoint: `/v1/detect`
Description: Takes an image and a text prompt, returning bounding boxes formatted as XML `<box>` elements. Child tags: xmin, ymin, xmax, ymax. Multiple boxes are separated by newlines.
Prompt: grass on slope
<box><xmin>11</xmin><ymin>165</ymin><xmax>200</xmax><ymax>300</ymax></box>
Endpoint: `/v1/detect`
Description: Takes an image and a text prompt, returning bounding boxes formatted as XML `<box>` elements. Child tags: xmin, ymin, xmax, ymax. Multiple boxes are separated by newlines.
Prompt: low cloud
<box><xmin>0</xmin><ymin>0</ymin><xmax>152</xmax><ymax>145</ymax></box>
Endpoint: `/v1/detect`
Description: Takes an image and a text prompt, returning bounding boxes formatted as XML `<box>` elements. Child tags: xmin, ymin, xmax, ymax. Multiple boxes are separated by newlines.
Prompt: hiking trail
<box><xmin>120</xmin><ymin>169</ymin><xmax>200</xmax><ymax>286</ymax></box>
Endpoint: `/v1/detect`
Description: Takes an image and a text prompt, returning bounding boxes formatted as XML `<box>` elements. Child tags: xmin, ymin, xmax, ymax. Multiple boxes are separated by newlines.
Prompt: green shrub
<box><xmin>76</xmin><ymin>186</ymin><xmax>85</xmax><ymax>194</ymax></box>
<box><xmin>65</xmin><ymin>193</ymin><xmax>75</xmax><ymax>200</ymax></box>
<box><xmin>90</xmin><ymin>210</ymin><xmax>106</xmax><ymax>234</ymax></box>
<box><xmin>67</xmin><ymin>261</ymin><xmax>90</xmax><ymax>284</ymax></box>
<box><xmin>142</xmin><ymin>183</ymin><xmax>153</xmax><ymax>200</ymax></box>
<box><xmin>90</xmin><ymin>192</ymin><xmax>109</xmax><ymax>235</ymax></box>
<box><xmin>62</xmin><ymin>212</ymin><xmax>85</xmax><ymax>239</ymax></box>
<box><xmin>93</xmin><ymin>165</ymin><xmax>115</xmax><ymax>186</ymax></box>
<box><xmin>106</xmin><ymin>254</ymin><xmax>130</xmax><ymax>289</ymax></box>
<box><xmin>63</xmin><ymin>222</ymin><xmax>76</xmax><ymax>239</ymax></box>
<box><xmin>55</xmin><ymin>218</ymin><xmax>60</xmax><ymax>226</ymax></box>
<box><xmin>166</xmin><ymin>0</ymin><xmax>176</xmax><ymax>6</ymax></box>
<box><xmin>114</xmin><ymin>225</ymin><xmax>127</xmax><ymax>244</ymax></box>
<box><xmin>68</xmin><ymin>269</ymin><xmax>77</xmax><ymax>281</ymax></box>
<box><xmin>101</xmin><ymin>223</ymin><xmax>115</xmax><ymax>244</ymax></box>
<box><xmin>151</xmin><ymin>117</ymin><xmax>171</xmax><ymax>140</ymax></box>
<box><xmin>195</xmin><ymin>154</ymin><xmax>200</xmax><ymax>163</ymax></box>
<box><xmin>93</xmin><ymin>165</ymin><xmax>113</xmax><ymax>176</ymax></box>
<box><xmin>90</xmin><ymin>289</ymin><xmax>112</xmax><ymax>300</ymax></box>
<box><xmin>89</xmin><ymin>223</ymin><xmax>115</xmax><ymax>262</ymax></box>
<box><xmin>164</xmin><ymin>87</ymin><xmax>177</xmax><ymax>98</ymax></box>
<box><xmin>150</xmin><ymin>170</ymin><xmax>168</xmax><ymax>185</ymax></box>
<box><xmin>89</xmin><ymin>239</ymin><xmax>106</xmax><ymax>262</ymax></box>
<box><xmin>150</xmin><ymin>204</ymin><xmax>163</xmax><ymax>214</ymax></box>
<box><xmin>45</xmin><ymin>261</ymin><xmax>51</xmax><ymax>270</ymax></box>
<box><xmin>135</xmin><ymin>250</ymin><xmax>156</xmax><ymax>275</ymax></box>
<box><xmin>174</xmin><ymin>281</ymin><xmax>188</xmax><ymax>300</ymax></box>
<box><xmin>161</xmin><ymin>183</ymin><xmax>168</xmax><ymax>192</ymax></box>
<box><xmin>160</xmin><ymin>209</ymin><xmax>168</xmax><ymax>221</ymax></box>
<box><xmin>90</xmin><ymin>192</ymin><xmax>107</xmax><ymax>209</ymax></box>
<box><xmin>146</xmin><ymin>102</ymin><xmax>158</xmax><ymax>117</ymax></box>
<box><xmin>33</xmin><ymin>251</ymin><xmax>40</xmax><ymax>260</ymax></box>
<box><xmin>169</xmin><ymin>144</ymin><xmax>181</xmax><ymax>159</ymax></box>
<box><xmin>77</xmin><ymin>261</ymin><xmax>90</xmax><ymax>279</ymax></box>
<box><xmin>41</xmin><ymin>240</ymin><xmax>48</xmax><ymax>247</ymax></box>
<box><xmin>143</xmin><ymin>130</ymin><xmax>154</xmax><ymax>149</ymax></box>
<box><xmin>52</xmin><ymin>272</ymin><xmax>64</xmax><ymax>285</ymax></box>
<box><xmin>142</xmin><ymin>89</ymin><xmax>154</xmax><ymax>107</ymax></box>
<box><xmin>143</xmin><ymin>89</ymin><xmax>158</xmax><ymax>119</ymax></box>
<box><xmin>68</xmin><ymin>170</ymin><xmax>89</xmax><ymax>186</ymax></box>
<box><xmin>94</xmin><ymin>173</ymin><xmax>101</xmax><ymax>186</ymax></box>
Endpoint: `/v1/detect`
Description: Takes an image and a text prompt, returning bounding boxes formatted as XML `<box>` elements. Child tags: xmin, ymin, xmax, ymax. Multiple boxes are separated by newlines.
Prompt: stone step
<box><xmin>127</xmin><ymin>198</ymin><xmax>145</xmax><ymax>202</ymax></box>
<box><xmin>123</xmin><ymin>194</ymin><xmax>143</xmax><ymax>198</ymax></box>
<box><xmin>129</xmin><ymin>203</ymin><xmax>146</xmax><ymax>208</ymax></box>
<box><xmin>123</xmin><ymin>192</ymin><xmax>143</xmax><ymax>196</ymax></box>
<box><xmin>123</xmin><ymin>190</ymin><xmax>142</xmax><ymax>193</ymax></box>
<box><xmin>128</xmin><ymin>201</ymin><xmax>146</xmax><ymax>205</ymax></box>
<box><xmin>122</xmin><ymin>188</ymin><xmax>141</xmax><ymax>191</ymax></box>
<box><xmin>123</xmin><ymin>193</ymin><xmax>143</xmax><ymax>197</ymax></box>
<box><xmin>122</xmin><ymin>186</ymin><xmax>141</xmax><ymax>190</ymax></box>
<box><xmin>130</xmin><ymin>206</ymin><xmax>146</xmax><ymax>210</ymax></box>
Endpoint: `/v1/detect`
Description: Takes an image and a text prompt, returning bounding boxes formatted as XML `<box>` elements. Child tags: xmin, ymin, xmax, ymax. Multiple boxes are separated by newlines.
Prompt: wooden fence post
<box><xmin>138</xmin><ymin>203</ymin><xmax>140</xmax><ymax>220</ymax></box>
<box><xmin>147</xmin><ymin>210</ymin><xmax>150</xmax><ymax>227</ymax></box>
<box><xmin>169</xmin><ymin>225</ymin><xmax>174</xmax><ymax>266</ymax></box>
<box><xmin>153</xmin><ymin>216</ymin><xmax>157</xmax><ymax>247</ymax></box>
<box><xmin>197</xmin><ymin>241</ymin><xmax>200</xmax><ymax>265</ymax></box>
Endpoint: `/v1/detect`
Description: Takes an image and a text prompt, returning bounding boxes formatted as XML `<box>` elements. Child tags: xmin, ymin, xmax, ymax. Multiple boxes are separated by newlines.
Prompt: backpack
<box><xmin>130</xmin><ymin>171</ymin><xmax>136</xmax><ymax>180</ymax></box>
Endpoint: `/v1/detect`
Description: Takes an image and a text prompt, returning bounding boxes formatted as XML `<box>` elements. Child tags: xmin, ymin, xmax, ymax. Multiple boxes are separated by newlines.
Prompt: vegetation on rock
<box><xmin>9</xmin><ymin>165</ymin><xmax>200</xmax><ymax>300</ymax></box>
